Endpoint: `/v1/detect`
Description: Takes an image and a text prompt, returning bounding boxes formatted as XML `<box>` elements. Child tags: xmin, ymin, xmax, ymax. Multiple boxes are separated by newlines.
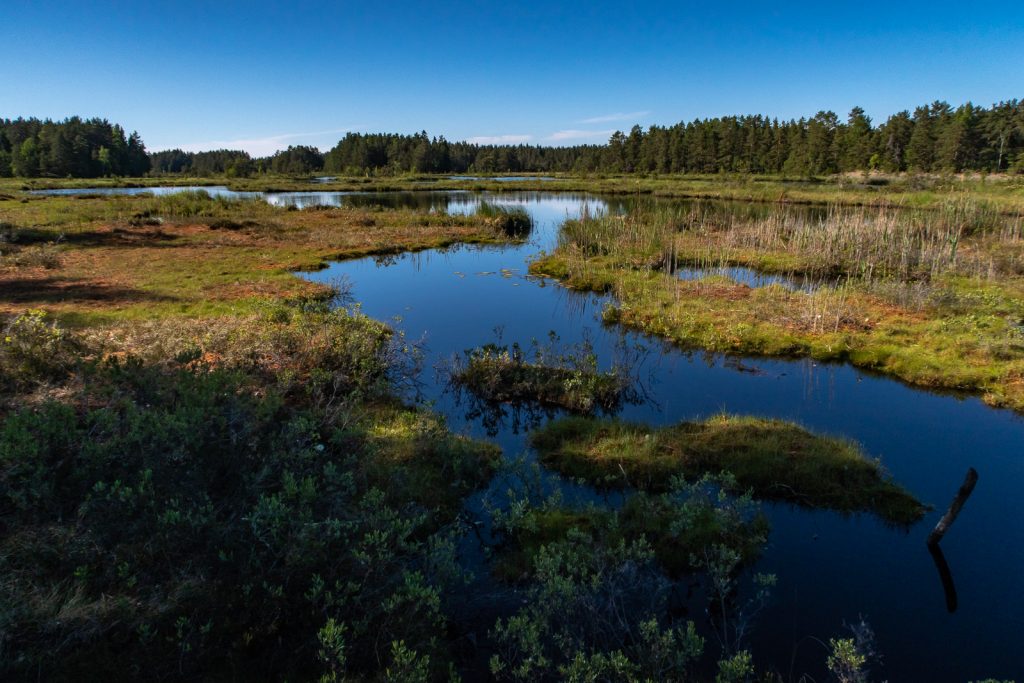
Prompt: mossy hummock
<box><xmin>530</xmin><ymin>414</ymin><xmax>927</xmax><ymax>524</ymax></box>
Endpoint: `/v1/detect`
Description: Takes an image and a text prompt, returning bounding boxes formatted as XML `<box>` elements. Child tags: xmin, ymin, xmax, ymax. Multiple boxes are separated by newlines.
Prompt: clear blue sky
<box><xmin>3</xmin><ymin>1</ymin><xmax>1023</xmax><ymax>154</ymax></box>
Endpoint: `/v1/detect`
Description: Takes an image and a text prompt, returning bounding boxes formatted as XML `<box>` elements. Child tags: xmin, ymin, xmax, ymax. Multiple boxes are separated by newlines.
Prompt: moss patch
<box><xmin>530</xmin><ymin>415</ymin><xmax>926</xmax><ymax>524</ymax></box>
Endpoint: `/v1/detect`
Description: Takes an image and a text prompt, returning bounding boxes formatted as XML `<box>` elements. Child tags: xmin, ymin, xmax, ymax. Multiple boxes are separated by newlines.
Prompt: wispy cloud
<box><xmin>547</xmin><ymin>129</ymin><xmax>616</xmax><ymax>142</ymax></box>
<box><xmin>171</xmin><ymin>128</ymin><xmax>357</xmax><ymax>156</ymax></box>
<box><xmin>577</xmin><ymin>111</ymin><xmax>651</xmax><ymax>124</ymax></box>
<box><xmin>466</xmin><ymin>134</ymin><xmax>534</xmax><ymax>145</ymax></box>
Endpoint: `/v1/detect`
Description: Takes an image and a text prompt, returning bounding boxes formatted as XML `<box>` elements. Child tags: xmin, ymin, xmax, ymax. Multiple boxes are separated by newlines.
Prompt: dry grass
<box><xmin>0</xmin><ymin>192</ymin><xmax>514</xmax><ymax>324</ymax></box>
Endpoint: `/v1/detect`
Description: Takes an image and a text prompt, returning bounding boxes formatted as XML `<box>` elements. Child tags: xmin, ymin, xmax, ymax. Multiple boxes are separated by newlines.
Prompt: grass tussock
<box><xmin>476</xmin><ymin>201</ymin><xmax>534</xmax><ymax>238</ymax></box>
<box><xmin>451</xmin><ymin>337</ymin><xmax>631</xmax><ymax>413</ymax></box>
<box><xmin>530</xmin><ymin>415</ymin><xmax>926</xmax><ymax>524</ymax></box>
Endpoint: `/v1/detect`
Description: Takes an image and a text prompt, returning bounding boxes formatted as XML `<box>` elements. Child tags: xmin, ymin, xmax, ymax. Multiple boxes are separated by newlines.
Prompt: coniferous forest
<box><xmin>3</xmin><ymin>99</ymin><xmax>1023</xmax><ymax>178</ymax></box>
<box><xmin>0</xmin><ymin>117</ymin><xmax>150</xmax><ymax>178</ymax></box>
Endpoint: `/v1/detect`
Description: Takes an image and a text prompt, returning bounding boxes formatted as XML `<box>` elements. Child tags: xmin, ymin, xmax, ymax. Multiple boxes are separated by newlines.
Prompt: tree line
<box><xmin>0</xmin><ymin>117</ymin><xmax>150</xmax><ymax>178</ymax></box>
<box><xmin>321</xmin><ymin>100</ymin><xmax>1024</xmax><ymax>175</ymax></box>
<box><xmin>148</xmin><ymin>145</ymin><xmax>326</xmax><ymax>177</ymax></box>
<box><xmin>4</xmin><ymin>99</ymin><xmax>1023</xmax><ymax>178</ymax></box>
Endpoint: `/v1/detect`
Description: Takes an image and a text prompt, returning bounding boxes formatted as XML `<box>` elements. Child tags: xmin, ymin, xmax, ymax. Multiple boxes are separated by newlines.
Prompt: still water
<box><xmin>41</xmin><ymin>186</ymin><xmax>1024</xmax><ymax>680</ymax></box>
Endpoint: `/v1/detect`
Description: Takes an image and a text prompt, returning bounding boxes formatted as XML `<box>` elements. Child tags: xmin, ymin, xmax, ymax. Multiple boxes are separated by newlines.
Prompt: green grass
<box><xmin>530</xmin><ymin>414</ymin><xmax>927</xmax><ymax>524</ymax></box>
<box><xmin>476</xmin><ymin>201</ymin><xmax>534</xmax><ymax>238</ymax></box>
<box><xmin>529</xmin><ymin>199</ymin><xmax>1024</xmax><ymax>412</ymax></box>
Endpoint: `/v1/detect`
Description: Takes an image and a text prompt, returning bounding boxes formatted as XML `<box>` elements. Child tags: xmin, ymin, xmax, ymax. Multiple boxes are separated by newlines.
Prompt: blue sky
<box><xmin>4</xmin><ymin>1</ymin><xmax>1023</xmax><ymax>154</ymax></box>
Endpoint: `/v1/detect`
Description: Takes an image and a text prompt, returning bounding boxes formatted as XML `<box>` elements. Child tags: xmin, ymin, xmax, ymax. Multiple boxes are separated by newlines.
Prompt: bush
<box><xmin>0</xmin><ymin>310</ymin><xmax>77</xmax><ymax>397</ymax></box>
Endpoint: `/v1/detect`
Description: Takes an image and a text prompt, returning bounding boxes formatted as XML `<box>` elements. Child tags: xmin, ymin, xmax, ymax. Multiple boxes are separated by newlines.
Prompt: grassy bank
<box><xmin>0</xmin><ymin>189</ymin><xmax>516</xmax><ymax>325</ymax></box>
<box><xmin>530</xmin><ymin>202</ymin><xmax>1024</xmax><ymax>412</ymax></box>
<box><xmin>530</xmin><ymin>415</ymin><xmax>925</xmax><ymax>524</ymax></box>
<box><xmin>0</xmin><ymin>189</ymin><xmax>521</xmax><ymax>679</ymax></box>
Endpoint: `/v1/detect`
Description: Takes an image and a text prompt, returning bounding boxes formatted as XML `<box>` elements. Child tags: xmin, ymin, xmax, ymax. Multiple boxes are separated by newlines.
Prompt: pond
<box><xmin>38</xmin><ymin>186</ymin><xmax>1024</xmax><ymax>681</ymax></box>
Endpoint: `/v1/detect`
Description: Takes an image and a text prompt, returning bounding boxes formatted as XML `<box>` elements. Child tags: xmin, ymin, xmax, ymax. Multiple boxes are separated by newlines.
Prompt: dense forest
<box><xmin>4</xmin><ymin>100</ymin><xmax>1023</xmax><ymax>178</ymax></box>
<box><xmin>0</xmin><ymin>117</ymin><xmax>150</xmax><ymax>177</ymax></box>
<box><xmin>148</xmin><ymin>145</ymin><xmax>325</xmax><ymax>177</ymax></box>
<box><xmin>321</xmin><ymin>100</ymin><xmax>1024</xmax><ymax>175</ymax></box>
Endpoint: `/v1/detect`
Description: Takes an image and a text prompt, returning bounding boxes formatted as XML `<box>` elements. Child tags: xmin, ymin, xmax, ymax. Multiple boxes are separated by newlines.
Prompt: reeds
<box><xmin>476</xmin><ymin>201</ymin><xmax>533</xmax><ymax>238</ymax></box>
<box><xmin>682</xmin><ymin>198</ymin><xmax>1023</xmax><ymax>283</ymax></box>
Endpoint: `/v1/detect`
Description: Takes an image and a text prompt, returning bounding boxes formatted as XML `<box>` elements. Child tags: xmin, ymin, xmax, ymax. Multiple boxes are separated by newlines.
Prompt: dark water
<box><xmin>674</xmin><ymin>264</ymin><xmax>817</xmax><ymax>291</ymax></box>
<box><xmin>35</xmin><ymin>186</ymin><xmax>1024</xmax><ymax>680</ymax></box>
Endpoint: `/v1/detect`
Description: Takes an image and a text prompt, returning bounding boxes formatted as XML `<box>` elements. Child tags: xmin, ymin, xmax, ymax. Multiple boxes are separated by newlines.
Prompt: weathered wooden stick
<box><xmin>927</xmin><ymin>467</ymin><xmax>978</xmax><ymax>546</ymax></box>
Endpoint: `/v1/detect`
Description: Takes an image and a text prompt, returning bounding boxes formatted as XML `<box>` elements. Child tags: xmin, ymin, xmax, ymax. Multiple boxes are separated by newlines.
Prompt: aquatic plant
<box><xmin>451</xmin><ymin>334</ymin><xmax>633</xmax><ymax>414</ymax></box>
<box><xmin>476</xmin><ymin>201</ymin><xmax>533</xmax><ymax>238</ymax></box>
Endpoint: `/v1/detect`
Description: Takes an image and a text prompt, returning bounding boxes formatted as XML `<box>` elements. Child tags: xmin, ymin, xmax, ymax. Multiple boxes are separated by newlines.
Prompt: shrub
<box><xmin>0</xmin><ymin>314</ymin><xmax>495</xmax><ymax>680</ymax></box>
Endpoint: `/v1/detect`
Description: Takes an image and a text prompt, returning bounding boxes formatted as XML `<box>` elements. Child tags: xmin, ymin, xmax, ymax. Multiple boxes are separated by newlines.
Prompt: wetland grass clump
<box><xmin>530</xmin><ymin>414</ymin><xmax>926</xmax><ymax>524</ymax></box>
<box><xmin>674</xmin><ymin>197</ymin><xmax>1024</xmax><ymax>283</ymax></box>
<box><xmin>531</xmin><ymin>200</ymin><xmax>1024</xmax><ymax>412</ymax></box>
<box><xmin>476</xmin><ymin>201</ymin><xmax>533</xmax><ymax>238</ymax></box>
<box><xmin>451</xmin><ymin>336</ymin><xmax>631</xmax><ymax>413</ymax></box>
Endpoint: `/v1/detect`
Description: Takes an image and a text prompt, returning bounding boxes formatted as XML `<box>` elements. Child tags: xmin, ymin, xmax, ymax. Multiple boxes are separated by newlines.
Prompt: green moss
<box><xmin>530</xmin><ymin>415</ymin><xmax>927</xmax><ymax>524</ymax></box>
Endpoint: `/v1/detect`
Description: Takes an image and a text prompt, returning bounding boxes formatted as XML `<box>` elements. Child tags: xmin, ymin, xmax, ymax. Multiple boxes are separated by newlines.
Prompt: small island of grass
<box><xmin>452</xmin><ymin>341</ymin><xmax>630</xmax><ymax>413</ymax></box>
<box><xmin>530</xmin><ymin>414</ymin><xmax>927</xmax><ymax>524</ymax></box>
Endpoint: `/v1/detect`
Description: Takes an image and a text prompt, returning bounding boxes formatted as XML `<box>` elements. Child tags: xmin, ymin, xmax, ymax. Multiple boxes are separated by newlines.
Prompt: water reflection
<box><xmin>928</xmin><ymin>543</ymin><xmax>959</xmax><ymax>613</ymax></box>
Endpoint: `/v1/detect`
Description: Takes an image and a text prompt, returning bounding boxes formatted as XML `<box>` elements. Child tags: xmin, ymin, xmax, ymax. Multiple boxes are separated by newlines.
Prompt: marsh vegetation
<box><xmin>532</xmin><ymin>199</ymin><xmax>1024</xmax><ymax>411</ymax></box>
<box><xmin>0</xmin><ymin>182</ymin><xmax>1019</xmax><ymax>681</ymax></box>
<box><xmin>450</xmin><ymin>335</ymin><xmax>632</xmax><ymax>414</ymax></box>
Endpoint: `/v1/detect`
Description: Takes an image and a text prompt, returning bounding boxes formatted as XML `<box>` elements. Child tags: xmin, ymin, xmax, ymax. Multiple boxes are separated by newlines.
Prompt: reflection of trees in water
<box><xmin>456</xmin><ymin>391</ymin><xmax>561</xmax><ymax>437</ymax></box>
<box><xmin>928</xmin><ymin>543</ymin><xmax>958</xmax><ymax>613</ymax></box>
<box><xmin>449</xmin><ymin>385</ymin><xmax>646</xmax><ymax>438</ymax></box>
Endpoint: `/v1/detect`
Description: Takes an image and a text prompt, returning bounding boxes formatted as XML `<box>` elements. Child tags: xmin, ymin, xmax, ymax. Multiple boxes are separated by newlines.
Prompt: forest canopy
<box><xmin>0</xmin><ymin>116</ymin><xmax>150</xmax><ymax>178</ymax></box>
<box><xmin>3</xmin><ymin>99</ymin><xmax>1023</xmax><ymax>178</ymax></box>
<box><xmin>320</xmin><ymin>100</ymin><xmax>1024</xmax><ymax>175</ymax></box>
